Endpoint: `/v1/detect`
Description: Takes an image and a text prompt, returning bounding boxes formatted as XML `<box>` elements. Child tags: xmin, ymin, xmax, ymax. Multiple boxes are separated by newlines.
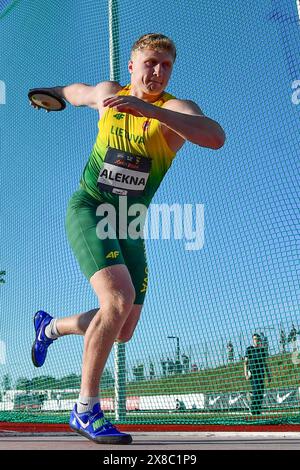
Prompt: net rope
<box><xmin>0</xmin><ymin>0</ymin><xmax>299</xmax><ymax>426</ymax></box>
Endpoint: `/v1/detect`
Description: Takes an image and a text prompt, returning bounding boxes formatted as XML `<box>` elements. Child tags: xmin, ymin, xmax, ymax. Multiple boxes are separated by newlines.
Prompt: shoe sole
<box><xmin>31</xmin><ymin>313</ymin><xmax>47</xmax><ymax>368</ymax></box>
<box><xmin>32</xmin><ymin>314</ymin><xmax>41</xmax><ymax>367</ymax></box>
<box><xmin>70</xmin><ymin>424</ymin><xmax>132</xmax><ymax>444</ymax></box>
<box><xmin>31</xmin><ymin>342</ymin><xmax>41</xmax><ymax>368</ymax></box>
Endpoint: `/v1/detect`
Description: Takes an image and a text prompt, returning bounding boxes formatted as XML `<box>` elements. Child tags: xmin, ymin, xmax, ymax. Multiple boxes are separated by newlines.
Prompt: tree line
<box><xmin>1</xmin><ymin>369</ymin><xmax>114</xmax><ymax>392</ymax></box>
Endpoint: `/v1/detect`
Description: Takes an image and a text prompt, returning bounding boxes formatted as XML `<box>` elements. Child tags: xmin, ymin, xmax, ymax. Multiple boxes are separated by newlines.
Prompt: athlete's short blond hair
<box><xmin>131</xmin><ymin>33</ymin><xmax>176</xmax><ymax>62</ymax></box>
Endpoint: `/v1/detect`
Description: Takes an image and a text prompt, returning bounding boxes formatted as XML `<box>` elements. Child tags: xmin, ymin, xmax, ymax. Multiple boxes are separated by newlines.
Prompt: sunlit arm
<box><xmin>152</xmin><ymin>99</ymin><xmax>226</xmax><ymax>150</ymax></box>
<box><xmin>51</xmin><ymin>84</ymin><xmax>96</xmax><ymax>107</ymax></box>
<box><xmin>52</xmin><ymin>82</ymin><xmax>118</xmax><ymax>109</ymax></box>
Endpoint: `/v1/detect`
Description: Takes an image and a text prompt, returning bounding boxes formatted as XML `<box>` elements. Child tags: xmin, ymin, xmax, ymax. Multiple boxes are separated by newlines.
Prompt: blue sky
<box><xmin>0</xmin><ymin>0</ymin><xmax>299</xmax><ymax>384</ymax></box>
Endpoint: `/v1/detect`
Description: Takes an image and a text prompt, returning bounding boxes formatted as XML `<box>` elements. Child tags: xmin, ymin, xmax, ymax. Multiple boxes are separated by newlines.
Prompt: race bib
<box><xmin>97</xmin><ymin>147</ymin><xmax>151</xmax><ymax>197</ymax></box>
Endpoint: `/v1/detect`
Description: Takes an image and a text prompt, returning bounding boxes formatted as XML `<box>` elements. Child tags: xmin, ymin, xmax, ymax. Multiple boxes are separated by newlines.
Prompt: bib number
<box><xmin>97</xmin><ymin>147</ymin><xmax>151</xmax><ymax>197</ymax></box>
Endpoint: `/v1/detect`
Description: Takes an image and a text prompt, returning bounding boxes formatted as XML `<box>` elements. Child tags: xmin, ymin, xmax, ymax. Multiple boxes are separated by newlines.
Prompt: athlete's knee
<box><xmin>101</xmin><ymin>287</ymin><xmax>136</xmax><ymax>319</ymax></box>
<box><xmin>116</xmin><ymin>325</ymin><xmax>136</xmax><ymax>343</ymax></box>
<box><xmin>91</xmin><ymin>266</ymin><xmax>136</xmax><ymax>321</ymax></box>
<box><xmin>115</xmin><ymin>305</ymin><xmax>141</xmax><ymax>343</ymax></box>
<box><xmin>113</xmin><ymin>286</ymin><xmax>135</xmax><ymax>313</ymax></box>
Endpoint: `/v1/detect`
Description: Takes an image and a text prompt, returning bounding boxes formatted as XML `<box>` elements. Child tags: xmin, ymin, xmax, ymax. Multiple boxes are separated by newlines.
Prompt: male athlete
<box><xmin>30</xmin><ymin>33</ymin><xmax>225</xmax><ymax>444</ymax></box>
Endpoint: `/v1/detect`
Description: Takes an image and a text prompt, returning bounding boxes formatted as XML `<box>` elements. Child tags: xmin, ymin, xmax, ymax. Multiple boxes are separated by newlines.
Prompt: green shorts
<box><xmin>65</xmin><ymin>189</ymin><xmax>148</xmax><ymax>305</ymax></box>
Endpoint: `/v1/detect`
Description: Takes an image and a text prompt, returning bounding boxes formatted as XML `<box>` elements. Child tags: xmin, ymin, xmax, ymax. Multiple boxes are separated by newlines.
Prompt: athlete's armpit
<box><xmin>162</xmin><ymin>98</ymin><xmax>204</xmax><ymax>117</ymax></box>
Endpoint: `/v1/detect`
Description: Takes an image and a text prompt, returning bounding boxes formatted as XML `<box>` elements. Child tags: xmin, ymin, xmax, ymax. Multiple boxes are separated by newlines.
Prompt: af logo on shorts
<box><xmin>106</xmin><ymin>251</ymin><xmax>120</xmax><ymax>259</ymax></box>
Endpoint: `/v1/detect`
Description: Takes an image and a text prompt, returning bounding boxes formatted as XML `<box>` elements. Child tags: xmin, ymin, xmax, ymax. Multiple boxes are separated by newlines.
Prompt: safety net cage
<box><xmin>0</xmin><ymin>0</ymin><xmax>299</xmax><ymax>429</ymax></box>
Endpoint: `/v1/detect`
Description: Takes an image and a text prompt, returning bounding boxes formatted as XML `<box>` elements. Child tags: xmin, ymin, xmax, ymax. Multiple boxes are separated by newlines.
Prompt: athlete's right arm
<box><xmin>244</xmin><ymin>356</ymin><xmax>249</xmax><ymax>380</ymax></box>
<box><xmin>51</xmin><ymin>81</ymin><xmax>121</xmax><ymax>109</ymax></box>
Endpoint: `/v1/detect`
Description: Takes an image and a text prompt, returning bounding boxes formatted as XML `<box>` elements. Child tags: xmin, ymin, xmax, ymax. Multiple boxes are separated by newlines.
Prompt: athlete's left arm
<box><xmin>264</xmin><ymin>353</ymin><xmax>272</xmax><ymax>383</ymax></box>
<box><xmin>103</xmin><ymin>94</ymin><xmax>225</xmax><ymax>149</ymax></box>
<box><xmin>157</xmin><ymin>99</ymin><xmax>226</xmax><ymax>150</ymax></box>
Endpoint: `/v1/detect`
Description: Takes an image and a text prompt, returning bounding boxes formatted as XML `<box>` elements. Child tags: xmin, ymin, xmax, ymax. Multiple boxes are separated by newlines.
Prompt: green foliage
<box><xmin>102</xmin><ymin>353</ymin><xmax>300</xmax><ymax>397</ymax></box>
<box><xmin>15</xmin><ymin>377</ymin><xmax>31</xmax><ymax>391</ymax></box>
<box><xmin>0</xmin><ymin>270</ymin><xmax>6</xmax><ymax>283</ymax></box>
<box><xmin>133</xmin><ymin>363</ymin><xmax>145</xmax><ymax>381</ymax></box>
<box><xmin>57</xmin><ymin>374</ymin><xmax>81</xmax><ymax>389</ymax></box>
<box><xmin>11</xmin><ymin>369</ymin><xmax>112</xmax><ymax>392</ymax></box>
<box><xmin>1</xmin><ymin>373</ymin><xmax>11</xmax><ymax>391</ymax></box>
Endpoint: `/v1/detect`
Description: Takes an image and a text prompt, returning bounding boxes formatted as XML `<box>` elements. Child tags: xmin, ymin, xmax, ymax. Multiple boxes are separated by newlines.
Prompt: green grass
<box><xmin>101</xmin><ymin>352</ymin><xmax>300</xmax><ymax>398</ymax></box>
<box><xmin>1</xmin><ymin>352</ymin><xmax>299</xmax><ymax>426</ymax></box>
<box><xmin>1</xmin><ymin>409</ymin><xmax>300</xmax><ymax>426</ymax></box>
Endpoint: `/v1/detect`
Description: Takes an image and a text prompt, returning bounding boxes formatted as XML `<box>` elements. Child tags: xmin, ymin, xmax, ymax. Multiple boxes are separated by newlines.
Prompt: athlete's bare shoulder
<box><xmin>160</xmin><ymin>98</ymin><xmax>204</xmax><ymax>153</ymax></box>
<box><xmin>95</xmin><ymin>81</ymin><xmax>122</xmax><ymax>115</ymax></box>
<box><xmin>162</xmin><ymin>98</ymin><xmax>204</xmax><ymax>115</ymax></box>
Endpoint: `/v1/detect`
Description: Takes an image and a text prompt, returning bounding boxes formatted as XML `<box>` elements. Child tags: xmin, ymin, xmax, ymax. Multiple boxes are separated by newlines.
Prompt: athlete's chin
<box><xmin>146</xmin><ymin>82</ymin><xmax>164</xmax><ymax>94</ymax></box>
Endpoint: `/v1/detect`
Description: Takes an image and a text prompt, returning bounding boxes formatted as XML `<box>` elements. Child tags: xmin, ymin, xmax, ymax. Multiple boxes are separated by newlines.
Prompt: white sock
<box><xmin>44</xmin><ymin>319</ymin><xmax>60</xmax><ymax>339</ymax></box>
<box><xmin>77</xmin><ymin>395</ymin><xmax>100</xmax><ymax>414</ymax></box>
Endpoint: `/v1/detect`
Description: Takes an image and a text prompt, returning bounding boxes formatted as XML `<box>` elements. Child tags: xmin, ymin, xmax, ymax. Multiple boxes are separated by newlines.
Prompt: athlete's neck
<box><xmin>129</xmin><ymin>84</ymin><xmax>163</xmax><ymax>103</ymax></box>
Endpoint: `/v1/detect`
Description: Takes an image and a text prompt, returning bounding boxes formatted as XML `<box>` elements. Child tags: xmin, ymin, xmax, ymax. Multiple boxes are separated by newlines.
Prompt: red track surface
<box><xmin>1</xmin><ymin>422</ymin><xmax>300</xmax><ymax>433</ymax></box>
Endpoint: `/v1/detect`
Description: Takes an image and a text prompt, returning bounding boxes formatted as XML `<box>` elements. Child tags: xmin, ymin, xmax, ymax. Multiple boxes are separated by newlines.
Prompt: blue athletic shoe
<box><xmin>31</xmin><ymin>310</ymin><xmax>55</xmax><ymax>367</ymax></box>
<box><xmin>70</xmin><ymin>403</ymin><xmax>132</xmax><ymax>444</ymax></box>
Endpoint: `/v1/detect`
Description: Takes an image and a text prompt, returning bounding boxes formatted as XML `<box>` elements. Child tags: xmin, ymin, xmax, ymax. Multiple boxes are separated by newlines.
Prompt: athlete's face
<box><xmin>253</xmin><ymin>336</ymin><xmax>261</xmax><ymax>347</ymax></box>
<box><xmin>128</xmin><ymin>48</ymin><xmax>174</xmax><ymax>96</ymax></box>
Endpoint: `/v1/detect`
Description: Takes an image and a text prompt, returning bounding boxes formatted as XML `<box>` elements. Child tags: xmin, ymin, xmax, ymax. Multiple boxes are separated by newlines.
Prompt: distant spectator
<box><xmin>138</xmin><ymin>363</ymin><xmax>145</xmax><ymax>380</ymax></box>
<box><xmin>167</xmin><ymin>358</ymin><xmax>175</xmax><ymax>375</ymax></box>
<box><xmin>244</xmin><ymin>333</ymin><xmax>271</xmax><ymax>416</ymax></box>
<box><xmin>149</xmin><ymin>361</ymin><xmax>155</xmax><ymax>380</ymax></box>
<box><xmin>227</xmin><ymin>341</ymin><xmax>234</xmax><ymax>363</ymax></box>
<box><xmin>279</xmin><ymin>329</ymin><xmax>286</xmax><ymax>353</ymax></box>
<box><xmin>175</xmin><ymin>359</ymin><xmax>182</xmax><ymax>374</ymax></box>
<box><xmin>260</xmin><ymin>332</ymin><xmax>269</xmax><ymax>353</ymax></box>
<box><xmin>132</xmin><ymin>365</ymin><xmax>138</xmax><ymax>381</ymax></box>
<box><xmin>288</xmin><ymin>324</ymin><xmax>298</xmax><ymax>352</ymax></box>
<box><xmin>161</xmin><ymin>357</ymin><xmax>167</xmax><ymax>376</ymax></box>
<box><xmin>191</xmin><ymin>363</ymin><xmax>198</xmax><ymax>372</ymax></box>
<box><xmin>182</xmin><ymin>353</ymin><xmax>190</xmax><ymax>373</ymax></box>
<box><xmin>133</xmin><ymin>363</ymin><xmax>145</xmax><ymax>381</ymax></box>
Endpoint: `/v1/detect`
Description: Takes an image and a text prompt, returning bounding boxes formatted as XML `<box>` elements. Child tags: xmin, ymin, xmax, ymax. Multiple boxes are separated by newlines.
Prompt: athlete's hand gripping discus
<box><xmin>28</xmin><ymin>88</ymin><xmax>66</xmax><ymax>112</ymax></box>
